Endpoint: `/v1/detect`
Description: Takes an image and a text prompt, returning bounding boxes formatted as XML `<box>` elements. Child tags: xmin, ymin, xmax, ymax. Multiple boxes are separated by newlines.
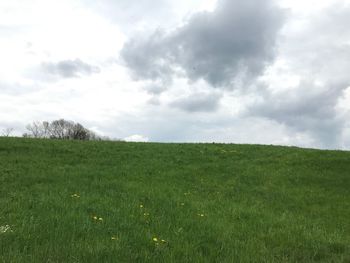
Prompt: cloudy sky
<box><xmin>1</xmin><ymin>0</ymin><xmax>350</xmax><ymax>149</ymax></box>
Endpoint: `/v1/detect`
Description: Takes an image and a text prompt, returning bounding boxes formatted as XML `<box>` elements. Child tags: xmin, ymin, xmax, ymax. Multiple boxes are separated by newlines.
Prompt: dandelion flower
<box><xmin>152</xmin><ymin>237</ymin><xmax>158</xmax><ymax>242</ymax></box>
<box><xmin>140</xmin><ymin>204</ymin><xmax>144</xmax><ymax>208</ymax></box>
<box><xmin>98</xmin><ymin>217</ymin><xmax>103</xmax><ymax>221</ymax></box>
<box><xmin>161</xmin><ymin>239</ymin><xmax>166</xmax><ymax>243</ymax></box>
<box><xmin>93</xmin><ymin>216</ymin><xmax>98</xmax><ymax>220</ymax></box>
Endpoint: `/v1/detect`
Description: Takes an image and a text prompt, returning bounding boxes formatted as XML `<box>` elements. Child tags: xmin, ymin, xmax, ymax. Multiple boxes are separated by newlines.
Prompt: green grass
<box><xmin>0</xmin><ymin>137</ymin><xmax>349</xmax><ymax>262</ymax></box>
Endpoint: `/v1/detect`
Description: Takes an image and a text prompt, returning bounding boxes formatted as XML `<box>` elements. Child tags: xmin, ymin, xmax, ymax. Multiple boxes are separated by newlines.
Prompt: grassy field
<box><xmin>0</xmin><ymin>137</ymin><xmax>349</xmax><ymax>262</ymax></box>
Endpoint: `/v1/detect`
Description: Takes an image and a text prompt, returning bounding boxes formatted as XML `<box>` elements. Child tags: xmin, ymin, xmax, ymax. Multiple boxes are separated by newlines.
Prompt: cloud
<box><xmin>280</xmin><ymin>3</ymin><xmax>350</xmax><ymax>85</ymax></box>
<box><xmin>2</xmin><ymin>0</ymin><xmax>350</xmax><ymax>150</ymax></box>
<box><xmin>0</xmin><ymin>81</ymin><xmax>41</xmax><ymax>95</ymax></box>
<box><xmin>243</xmin><ymin>2</ymin><xmax>350</xmax><ymax>148</ymax></box>
<box><xmin>143</xmin><ymin>83</ymin><xmax>168</xmax><ymax>95</ymax></box>
<box><xmin>121</xmin><ymin>0</ymin><xmax>285</xmax><ymax>89</ymax></box>
<box><xmin>80</xmin><ymin>0</ymin><xmax>216</xmax><ymax>33</ymax></box>
<box><xmin>81</xmin><ymin>0</ymin><xmax>170</xmax><ymax>24</ymax></box>
<box><xmin>169</xmin><ymin>92</ymin><xmax>222</xmax><ymax>112</ymax></box>
<box><xmin>42</xmin><ymin>59</ymin><xmax>101</xmax><ymax>78</ymax></box>
<box><xmin>247</xmin><ymin>81</ymin><xmax>348</xmax><ymax>148</ymax></box>
<box><xmin>0</xmin><ymin>25</ymin><xmax>25</xmax><ymax>37</ymax></box>
<box><xmin>124</xmin><ymin>134</ymin><xmax>149</xmax><ymax>142</ymax></box>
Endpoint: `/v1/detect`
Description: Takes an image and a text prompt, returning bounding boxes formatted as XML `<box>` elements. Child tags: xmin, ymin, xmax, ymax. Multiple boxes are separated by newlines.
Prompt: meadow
<box><xmin>0</xmin><ymin>137</ymin><xmax>349</xmax><ymax>262</ymax></box>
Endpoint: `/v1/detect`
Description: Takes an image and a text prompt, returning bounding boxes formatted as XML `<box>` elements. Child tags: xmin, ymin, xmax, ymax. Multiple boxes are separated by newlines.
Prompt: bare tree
<box><xmin>1</xmin><ymin>128</ymin><xmax>14</xmax><ymax>137</ymax></box>
<box><xmin>26</xmin><ymin>121</ymin><xmax>44</xmax><ymax>138</ymax></box>
<box><xmin>50</xmin><ymin>119</ymin><xmax>67</xmax><ymax>139</ymax></box>
<box><xmin>24</xmin><ymin>119</ymin><xmax>103</xmax><ymax>141</ymax></box>
<box><xmin>42</xmin><ymin>121</ymin><xmax>51</xmax><ymax>138</ymax></box>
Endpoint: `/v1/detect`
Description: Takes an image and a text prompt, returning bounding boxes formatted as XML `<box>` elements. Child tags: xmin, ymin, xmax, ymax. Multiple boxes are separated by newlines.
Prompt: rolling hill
<box><xmin>0</xmin><ymin>137</ymin><xmax>349</xmax><ymax>262</ymax></box>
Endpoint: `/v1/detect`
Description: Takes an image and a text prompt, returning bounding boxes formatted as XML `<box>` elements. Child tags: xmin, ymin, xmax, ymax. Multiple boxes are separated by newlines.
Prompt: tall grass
<box><xmin>1</xmin><ymin>137</ymin><xmax>349</xmax><ymax>262</ymax></box>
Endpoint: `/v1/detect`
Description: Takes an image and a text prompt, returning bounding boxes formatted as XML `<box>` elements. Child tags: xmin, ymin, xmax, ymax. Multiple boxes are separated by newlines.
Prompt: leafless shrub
<box><xmin>1</xmin><ymin>128</ymin><xmax>14</xmax><ymax>137</ymax></box>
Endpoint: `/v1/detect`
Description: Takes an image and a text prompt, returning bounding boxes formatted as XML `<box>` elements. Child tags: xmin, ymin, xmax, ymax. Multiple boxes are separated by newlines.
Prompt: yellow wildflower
<box><xmin>98</xmin><ymin>217</ymin><xmax>103</xmax><ymax>221</ymax></box>
<box><xmin>152</xmin><ymin>237</ymin><xmax>158</xmax><ymax>242</ymax></box>
<box><xmin>111</xmin><ymin>236</ymin><xmax>117</xmax><ymax>240</ymax></box>
<box><xmin>140</xmin><ymin>204</ymin><xmax>144</xmax><ymax>208</ymax></box>
<box><xmin>93</xmin><ymin>216</ymin><xmax>98</xmax><ymax>220</ymax></box>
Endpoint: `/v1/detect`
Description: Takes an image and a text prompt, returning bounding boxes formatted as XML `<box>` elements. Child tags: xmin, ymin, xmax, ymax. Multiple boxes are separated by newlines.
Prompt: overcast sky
<box><xmin>1</xmin><ymin>0</ymin><xmax>350</xmax><ymax>149</ymax></box>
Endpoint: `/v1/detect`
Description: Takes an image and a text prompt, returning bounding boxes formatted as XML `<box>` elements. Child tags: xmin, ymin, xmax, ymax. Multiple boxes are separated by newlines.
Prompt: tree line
<box><xmin>0</xmin><ymin>119</ymin><xmax>112</xmax><ymax>141</ymax></box>
<box><xmin>22</xmin><ymin>119</ymin><xmax>109</xmax><ymax>140</ymax></box>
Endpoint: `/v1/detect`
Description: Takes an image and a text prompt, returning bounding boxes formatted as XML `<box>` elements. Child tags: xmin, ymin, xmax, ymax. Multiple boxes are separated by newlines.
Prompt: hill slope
<box><xmin>0</xmin><ymin>138</ymin><xmax>349</xmax><ymax>262</ymax></box>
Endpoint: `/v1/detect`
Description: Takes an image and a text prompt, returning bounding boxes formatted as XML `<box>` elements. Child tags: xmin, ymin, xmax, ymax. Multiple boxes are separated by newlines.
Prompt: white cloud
<box><xmin>124</xmin><ymin>134</ymin><xmax>149</xmax><ymax>142</ymax></box>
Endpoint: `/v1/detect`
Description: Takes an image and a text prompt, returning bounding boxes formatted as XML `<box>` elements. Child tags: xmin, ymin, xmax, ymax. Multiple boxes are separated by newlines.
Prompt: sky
<box><xmin>1</xmin><ymin>0</ymin><xmax>350</xmax><ymax>149</ymax></box>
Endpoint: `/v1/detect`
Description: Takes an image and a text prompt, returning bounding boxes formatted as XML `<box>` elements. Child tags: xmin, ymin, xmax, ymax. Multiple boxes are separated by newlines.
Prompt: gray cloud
<box><xmin>121</xmin><ymin>0</ymin><xmax>285</xmax><ymax>88</ymax></box>
<box><xmin>42</xmin><ymin>59</ymin><xmax>100</xmax><ymax>78</ymax></box>
<box><xmin>244</xmin><ymin>3</ymin><xmax>350</xmax><ymax>149</ymax></box>
<box><xmin>144</xmin><ymin>82</ymin><xmax>168</xmax><ymax>95</ymax></box>
<box><xmin>147</xmin><ymin>96</ymin><xmax>161</xmax><ymax>106</ymax></box>
<box><xmin>170</xmin><ymin>92</ymin><xmax>222</xmax><ymax>112</ymax></box>
<box><xmin>247</xmin><ymin>81</ymin><xmax>348</xmax><ymax>148</ymax></box>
